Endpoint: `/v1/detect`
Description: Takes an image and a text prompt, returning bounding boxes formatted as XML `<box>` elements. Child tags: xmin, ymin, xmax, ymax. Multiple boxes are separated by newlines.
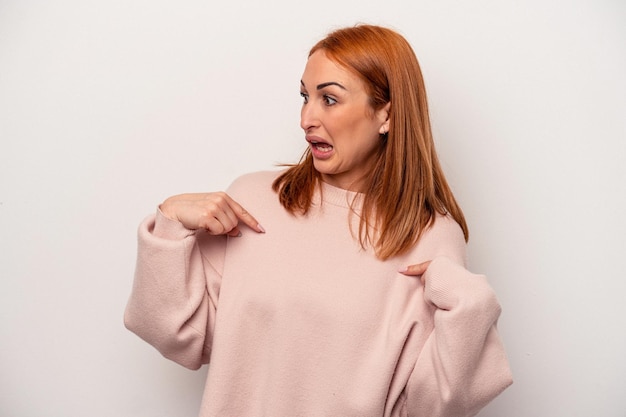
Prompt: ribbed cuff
<box><xmin>150</xmin><ymin>207</ymin><xmax>197</xmax><ymax>240</ymax></box>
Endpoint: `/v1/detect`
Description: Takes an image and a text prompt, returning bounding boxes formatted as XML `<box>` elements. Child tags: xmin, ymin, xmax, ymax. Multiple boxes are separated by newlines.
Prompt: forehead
<box><xmin>301</xmin><ymin>50</ymin><xmax>361</xmax><ymax>88</ymax></box>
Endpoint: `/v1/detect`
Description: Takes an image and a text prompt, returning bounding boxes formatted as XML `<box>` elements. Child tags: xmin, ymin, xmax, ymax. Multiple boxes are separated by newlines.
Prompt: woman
<box><xmin>125</xmin><ymin>24</ymin><xmax>512</xmax><ymax>416</ymax></box>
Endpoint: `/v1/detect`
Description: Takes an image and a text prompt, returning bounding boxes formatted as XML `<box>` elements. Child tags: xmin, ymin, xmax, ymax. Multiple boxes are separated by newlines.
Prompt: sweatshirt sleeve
<box><xmin>124</xmin><ymin>208</ymin><xmax>226</xmax><ymax>370</ymax></box>
<box><xmin>406</xmin><ymin>256</ymin><xmax>513</xmax><ymax>417</ymax></box>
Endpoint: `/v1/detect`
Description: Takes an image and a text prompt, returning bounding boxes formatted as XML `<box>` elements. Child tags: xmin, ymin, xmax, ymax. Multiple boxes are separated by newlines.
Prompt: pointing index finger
<box><xmin>226</xmin><ymin>196</ymin><xmax>265</xmax><ymax>234</ymax></box>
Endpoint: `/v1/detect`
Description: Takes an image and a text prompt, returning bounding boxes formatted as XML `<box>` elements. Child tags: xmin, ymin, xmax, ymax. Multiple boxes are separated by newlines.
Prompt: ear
<box><xmin>378</xmin><ymin>102</ymin><xmax>391</xmax><ymax>135</ymax></box>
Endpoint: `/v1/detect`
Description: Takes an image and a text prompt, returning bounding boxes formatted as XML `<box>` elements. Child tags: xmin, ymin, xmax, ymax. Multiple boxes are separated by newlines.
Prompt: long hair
<box><xmin>273</xmin><ymin>24</ymin><xmax>468</xmax><ymax>260</ymax></box>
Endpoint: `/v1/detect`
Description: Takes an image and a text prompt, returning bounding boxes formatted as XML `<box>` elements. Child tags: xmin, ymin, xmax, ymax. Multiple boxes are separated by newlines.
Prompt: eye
<box><xmin>300</xmin><ymin>92</ymin><xmax>309</xmax><ymax>104</ymax></box>
<box><xmin>323</xmin><ymin>95</ymin><xmax>337</xmax><ymax>106</ymax></box>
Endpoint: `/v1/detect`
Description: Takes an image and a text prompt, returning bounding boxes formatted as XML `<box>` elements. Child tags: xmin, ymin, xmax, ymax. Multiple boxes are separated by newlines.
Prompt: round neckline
<box><xmin>316</xmin><ymin>180</ymin><xmax>364</xmax><ymax>209</ymax></box>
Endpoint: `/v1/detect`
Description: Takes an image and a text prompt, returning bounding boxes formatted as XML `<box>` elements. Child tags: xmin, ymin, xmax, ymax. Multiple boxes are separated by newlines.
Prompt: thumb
<box><xmin>399</xmin><ymin>260</ymin><xmax>432</xmax><ymax>277</ymax></box>
<box><xmin>226</xmin><ymin>226</ymin><xmax>242</xmax><ymax>238</ymax></box>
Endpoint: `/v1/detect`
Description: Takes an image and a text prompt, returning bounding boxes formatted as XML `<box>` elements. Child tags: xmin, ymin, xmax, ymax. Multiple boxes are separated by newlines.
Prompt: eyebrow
<box><xmin>300</xmin><ymin>80</ymin><xmax>347</xmax><ymax>91</ymax></box>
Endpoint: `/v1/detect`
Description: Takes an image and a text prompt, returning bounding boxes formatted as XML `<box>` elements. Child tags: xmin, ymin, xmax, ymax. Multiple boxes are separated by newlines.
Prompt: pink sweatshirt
<box><xmin>124</xmin><ymin>170</ymin><xmax>512</xmax><ymax>417</ymax></box>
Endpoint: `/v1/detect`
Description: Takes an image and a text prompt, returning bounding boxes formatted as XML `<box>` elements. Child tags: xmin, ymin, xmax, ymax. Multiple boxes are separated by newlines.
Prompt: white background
<box><xmin>1</xmin><ymin>0</ymin><xmax>625</xmax><ymax>416</ymax></box>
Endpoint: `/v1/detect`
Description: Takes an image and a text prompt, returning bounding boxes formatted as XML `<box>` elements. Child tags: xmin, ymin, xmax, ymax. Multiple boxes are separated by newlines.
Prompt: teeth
<box><xmin>314</xmin><ymin>143</ymin><xmax>332</xmax><ymax>152</ymax></box>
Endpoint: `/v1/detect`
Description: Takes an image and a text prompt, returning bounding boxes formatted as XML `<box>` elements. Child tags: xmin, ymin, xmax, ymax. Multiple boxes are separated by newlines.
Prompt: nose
<box><xmin>300</xmin><ymin>102</ymin><xmax>319</xmax><ymax>132</ymax></box>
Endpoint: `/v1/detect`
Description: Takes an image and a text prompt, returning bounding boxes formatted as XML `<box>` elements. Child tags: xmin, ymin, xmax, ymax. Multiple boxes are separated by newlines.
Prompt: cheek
<box><xmin>331</xmin><ymin>113</ymin><xmax>367</xmax><ymax>138</ymax></box>
<box><xmin>326</xmin><ymin>108</ymin><xmax>379</xmax><ymax>146</ymax></box>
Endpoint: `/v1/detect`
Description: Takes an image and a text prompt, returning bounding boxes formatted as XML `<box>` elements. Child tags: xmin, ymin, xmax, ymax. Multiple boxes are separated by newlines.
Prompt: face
<box><xmin>300</xmin><ymin>50</ymin><xmax>390</xmax><ymax>191</ymax></box>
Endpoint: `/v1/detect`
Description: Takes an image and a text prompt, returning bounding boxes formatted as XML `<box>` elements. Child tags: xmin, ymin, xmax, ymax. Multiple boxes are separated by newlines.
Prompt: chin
<box><xmin>312</xmin><ymin>161</ymin><xmax>334</xmax><ymax>176</ymax></box>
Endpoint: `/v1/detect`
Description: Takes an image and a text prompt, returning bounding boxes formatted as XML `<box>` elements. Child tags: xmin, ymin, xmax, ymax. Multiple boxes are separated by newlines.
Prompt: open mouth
<box><xmin>306</xmin><ymin>136</ymin><xmax>333</xmax><ymax>153</ymax></box>
<box><xmin>310</xmin><ymin>141</ymin><xmax>333</xmax><ymax>152</ymax></box>
<box><xmin>306</xmin><ymin>135</ymin><xmax>334</xmax><ymax>160</ymax></box>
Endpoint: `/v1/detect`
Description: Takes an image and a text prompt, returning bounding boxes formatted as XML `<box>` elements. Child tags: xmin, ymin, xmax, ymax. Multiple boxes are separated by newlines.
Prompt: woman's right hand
<box><xmin>159</xmin><ymin>192</ymin><xmax>265</xmax><ymax>237</ymax></box>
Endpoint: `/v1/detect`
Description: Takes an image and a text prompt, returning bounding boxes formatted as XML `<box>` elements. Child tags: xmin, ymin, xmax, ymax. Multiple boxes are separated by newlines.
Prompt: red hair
<box><xmin>273</xmin><ymin>24</ymin><xmax>468</xmax><ymax>259</ymax></box>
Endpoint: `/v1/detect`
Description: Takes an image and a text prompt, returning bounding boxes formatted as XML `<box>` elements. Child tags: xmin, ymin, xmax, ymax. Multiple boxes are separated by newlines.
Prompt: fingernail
<box><xmin>257</xmin><ymin>224</ymin><xmax>266</xmax><ymax>233</ymax></box>
<box><xmin>236</xmin><ymin>231</ymin><xmax>242</xmax><ymax>237</ymax></box>
<box><xmin>398</xmin><ymin>267</ymin><xmax>408</xmax><ymax>273</ymax></box>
